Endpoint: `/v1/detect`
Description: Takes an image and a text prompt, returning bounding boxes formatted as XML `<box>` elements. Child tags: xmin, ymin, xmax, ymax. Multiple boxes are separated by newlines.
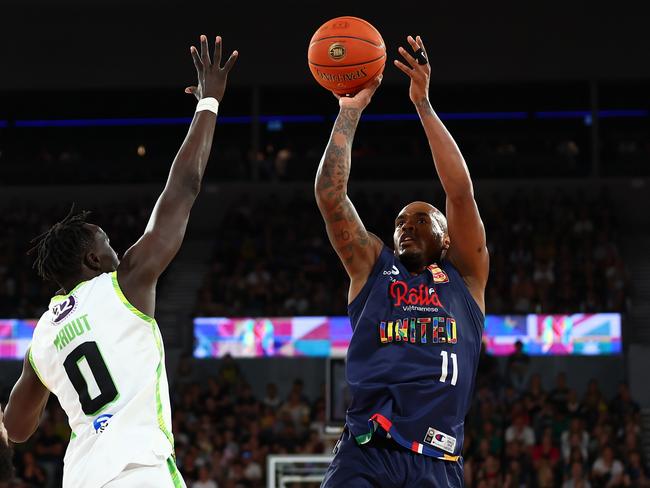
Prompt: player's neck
<box><xmin>60</xmin><ymin>270</ymin><xmax>101</xmax><ymax>294</ymax></box>
<box><xmin>399</xmin><ymin>255</ymin><xmax>430</xmax><ymax>276</ymax></box>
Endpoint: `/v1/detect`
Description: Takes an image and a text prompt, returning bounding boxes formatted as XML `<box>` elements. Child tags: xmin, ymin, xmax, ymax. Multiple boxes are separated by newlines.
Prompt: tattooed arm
<box><xmin>315</xmin><ymin>77</ymin><xmax>384</xmax><ymax>303</ymax></box>
<box><xmin>395</xmin><ymin>36</ymin><xmax>488</xmax><ymax>312</ymax></box>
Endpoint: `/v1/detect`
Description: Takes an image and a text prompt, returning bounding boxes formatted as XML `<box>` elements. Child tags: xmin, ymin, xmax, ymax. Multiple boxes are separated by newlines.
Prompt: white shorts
<box><xmin>103</xmin><ymin>458</ymin><xmax>186</xmax><ymax>488</ymax></box>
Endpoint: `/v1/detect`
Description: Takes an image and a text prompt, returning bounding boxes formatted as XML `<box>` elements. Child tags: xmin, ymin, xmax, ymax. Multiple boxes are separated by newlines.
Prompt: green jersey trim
<box><xmin>49</xmin><ymin>280</ymin><xmax>88</xmax><ymax>307</ymax></box>
<box><xmin>28</xmin><ymin>347</ymin><xmax>49</xmax><ymax>390</ymax></box>
<box><xmin>151</xmin><ymin>322</ymin><xmax>175</xmax><ymax>451</ymax></box>
<box><xmin>110</xmin><ymin>271</ymin><xmax>155</xmax><ymax>324</ymax></box>
<box><xmin>167</xmin><ymin>457</ymin><xmax>184</xmax><ymax>488</ymax></box>
<box><xmin>355</xmin><ymin>431</ymin><xmax>373</xmax><ymax>445</ymax></box>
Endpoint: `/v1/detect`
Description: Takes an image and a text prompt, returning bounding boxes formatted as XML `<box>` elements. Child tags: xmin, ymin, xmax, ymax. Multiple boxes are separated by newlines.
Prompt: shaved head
<box><xmin>397</xmin><ymin>201</ymin><xmax>447</xmax><ymax>234</ymax></box>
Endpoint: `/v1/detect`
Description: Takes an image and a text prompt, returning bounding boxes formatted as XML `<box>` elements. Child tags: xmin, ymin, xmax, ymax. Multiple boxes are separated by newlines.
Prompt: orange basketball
<box><xmin>308</xmin><ymin>16</ymin><xmax>386</xmax><ymax>96</ymax></box>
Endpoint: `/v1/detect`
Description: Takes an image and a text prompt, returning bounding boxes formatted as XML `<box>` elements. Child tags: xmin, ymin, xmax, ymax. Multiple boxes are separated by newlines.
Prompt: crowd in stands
<box><xmin>1</xmin><ymin>351</ymin><xmax>645</xmax><ymax>487</ymax></box>
<box><xmin>0</xmin><ymin>201</ymin><xmax>151</xmax><ymax>318</ymax></box>
<box><xmin>0</xmin><ymin>184</ymin><xmax>632</xmax><ymax>319</ymax></box>
<box><xmin>195</xmin><ymin>187</ymin><xmax>630</xmax><ymax>317</ymax></box>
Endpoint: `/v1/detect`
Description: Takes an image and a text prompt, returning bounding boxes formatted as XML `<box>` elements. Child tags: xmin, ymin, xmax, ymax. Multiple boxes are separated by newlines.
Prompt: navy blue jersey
<box><xmin>346</xmin><ymin>246</ymin><xmax>484</xmax><ymax>460</ymax></box>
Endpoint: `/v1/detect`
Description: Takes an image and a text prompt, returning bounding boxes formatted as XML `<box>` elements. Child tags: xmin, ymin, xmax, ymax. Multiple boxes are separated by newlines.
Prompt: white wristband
<box><xmin>196</xmin><ymin>97</ymin><xmax>219</xmax><ymax>115</ymax></box>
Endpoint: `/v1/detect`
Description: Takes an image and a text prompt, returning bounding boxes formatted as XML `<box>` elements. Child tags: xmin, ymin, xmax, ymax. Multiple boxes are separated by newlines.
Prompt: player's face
<box><xmin>393</xmin><ymin>202</ymin><xmax>449</xmax><ymax>269</ymax></box>
<box><xmin>86</xmin><ymin>225</ymin><xmax>120</xmax><ymax>273</ymax></box>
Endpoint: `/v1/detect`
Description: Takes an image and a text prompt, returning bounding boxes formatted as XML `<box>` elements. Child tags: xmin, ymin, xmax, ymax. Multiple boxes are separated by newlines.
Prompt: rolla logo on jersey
<box><xmin>389</xmin><ymin>281</ymin><xmax>443</xmax><ymax>308</ymax></box>
<box><xmin>379</xmin><ymin>272</ymin><xmax>458</xmax><ymax>345</ymax></box>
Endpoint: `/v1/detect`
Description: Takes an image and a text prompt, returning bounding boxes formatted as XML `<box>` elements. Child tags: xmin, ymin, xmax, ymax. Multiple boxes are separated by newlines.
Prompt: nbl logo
<box><xmin>328</xmin><ymin>43</ymin><xmax>346</xmax><ymax>61</ymax></box>
<box><xmin>51</xmin><ymin>295</ymin><xmax>77</xmax><ymax>325</ymax></box>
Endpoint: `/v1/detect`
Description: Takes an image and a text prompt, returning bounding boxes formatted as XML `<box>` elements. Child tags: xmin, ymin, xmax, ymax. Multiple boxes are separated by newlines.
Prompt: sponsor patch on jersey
<box><xmin>424</xmin><ymin>427</ymin><xmax>456</xmax><ymax>454</ymax></box>
<box><xmin>51</xmin><ymin>295</ymin><xmax>78</xmax><ymax>325</ymax></box>
<box><xmin>382</xmin><ymin>265</ymin><xmax>400</xmax><ymax>276</ymax></box>
<box><xmin>93</xmin><ymin>413</ymin><xmax>113</xmax><ymax>434</ymax></box>
<box><xmin>427</xmin><ymin>264</ymin><xmax>449</xmax><ymax>284</ymax></box>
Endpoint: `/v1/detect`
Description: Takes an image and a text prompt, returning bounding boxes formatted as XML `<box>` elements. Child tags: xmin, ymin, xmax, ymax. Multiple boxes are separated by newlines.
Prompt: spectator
<box><xmin>549</xmin><ymin>372</ymin><xmax>571</xmax><ymax>413</ymax></box>
<box><xmin>592</xmin><ymin>445</ymin><xmax>624</xmax><ymax>488</ymax></box>
<box><xmin>507</xmin><ymin>340</ymin><xmax>530</xmax><ymax>392</ymax></box>
<box><xmin>623</xmin><ymin>451</ymin><xmax>650</xmax><ymax>487</ymax></box>
<box><xmin>562</xmin><ymin>418</ymin><xmax>590</xmax><ymax>463</ymax></box>
<box><xmin>505</xmin><ymin>415</ymin><xmax>535</xmax><ymax>447</ymax></box>
<box><xmin>191</xmin><ymin>466</ymin><xmax>218</xmax><ymax>488</ymax></box>
<box><xmin>609</xmin><ymin>383</ymin><xmax>639</xmax><ymax>425</ymax></box>
<box><xmin>563</xmin><ymin>461</ymin><xmax>592</xmax><ymax>488</ymax></box>
<box><xmin>262</xmin><ymin>383</ymin><xmax>281</xmax><ymax>410</ymax></box>
<box><xmin>532</xmin><ymin>429</ymin><xmax>561</xmax><ymax>470</ymax></box>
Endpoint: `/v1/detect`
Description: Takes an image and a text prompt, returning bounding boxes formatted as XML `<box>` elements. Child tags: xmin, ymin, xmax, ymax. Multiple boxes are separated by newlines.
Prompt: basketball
<box><xmin>308</xmin><ymin>16</ymin><xmax>386</xmax><ymax>96</ymax></box>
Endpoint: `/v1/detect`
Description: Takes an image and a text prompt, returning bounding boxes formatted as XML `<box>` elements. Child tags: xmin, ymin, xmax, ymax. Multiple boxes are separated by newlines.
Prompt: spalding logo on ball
<box><xmin>308</xmin><ymin>16</ymin><xmax>386</xmax><ymax>96</ymax></box>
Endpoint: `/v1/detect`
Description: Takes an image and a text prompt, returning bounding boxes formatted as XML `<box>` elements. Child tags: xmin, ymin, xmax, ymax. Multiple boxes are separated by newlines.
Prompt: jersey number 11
<box><xmin>439</xmin><ymin>350</ymin><xmax>458</xmax><ymax>386</ymax></box>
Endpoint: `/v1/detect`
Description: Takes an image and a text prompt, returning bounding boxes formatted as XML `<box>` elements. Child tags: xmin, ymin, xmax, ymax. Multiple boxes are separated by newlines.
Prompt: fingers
<box><xmin>200</xmin><ymin>34</ymin><xmax>210</xmax><ymax>66</ymax></box>
<box><xmin>367</xmin><ymin>73</ymin><xmax>383</xmax><ymax>92</ymax></box>
<box><xmin>184</xmin><ymin>86</ymin><xmax>200</xmax><ymax>100</ymax></box>
<box><xmin>393</xmin><ymin>59</ymin><xmax>414</xmax><ymax>77</ymax></box>
<box><xmin>407</xmin><ymin>35</ymin><xmax>419</xmax><ymax>52</ymax></box>
<box><xmin>398</xmin><ymin>46</ymin><xmax>416</xmax><ymax>69</ymax></box>
<box><xmin>190</xmin><ymin>46</ymin><xmax>202</xmax><ymax>73</ymax></box>
<box><xmin>416</xmin><ymin>35</ymin><xmax>428</xmax><ymax>57</ymax></box>
<box><xmin>213</xmin><ymin>36</ymin><xmax>222</xmax><ymax>67</ymax></box>
<box><xmin>222</xmin><ymin>50</ymin><xmax>239</xmax><ymax>73</ymax></box>
<box><xmin>357</xmin><ymin>73</ymin><xmax>383</xmax><ymax>97</ymax></box>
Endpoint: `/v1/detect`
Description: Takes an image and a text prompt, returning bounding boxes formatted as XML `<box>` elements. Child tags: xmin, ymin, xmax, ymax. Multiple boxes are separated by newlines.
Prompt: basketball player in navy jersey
<box><xmin>316</xmin><ymin>35</ymin><xmax>488</xmax><ymax>487</ymax></box>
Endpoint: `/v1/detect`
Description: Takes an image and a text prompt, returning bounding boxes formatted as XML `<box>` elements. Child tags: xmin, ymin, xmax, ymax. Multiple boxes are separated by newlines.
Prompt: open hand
<box><xmin>185</xmin><ymin>35</ymin><xmax>238</xmax><ymax>102</ymax></box>
<box><xmin>394</xmin><ymin>35</ymin><xmax>431</xmax><ymax>105</ymax></box>
<box><xmin>333</xmin><ymin>75</ymin><xmax>383</xmax><ymax>111</ymax></box>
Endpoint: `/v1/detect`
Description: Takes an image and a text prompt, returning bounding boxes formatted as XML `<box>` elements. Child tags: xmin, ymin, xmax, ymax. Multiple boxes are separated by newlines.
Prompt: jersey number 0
<box><xmin>63</xmin><ymin>341</ymin><xmax>119</xmax><ymax>415</ymax></box>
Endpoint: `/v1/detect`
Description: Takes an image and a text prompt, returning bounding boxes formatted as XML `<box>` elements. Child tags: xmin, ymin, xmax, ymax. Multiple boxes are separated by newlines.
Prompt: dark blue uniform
<box><xmin>322</xmin><ymin>246</ymin><xmax>483</xmax><ymax>487</ymax></box>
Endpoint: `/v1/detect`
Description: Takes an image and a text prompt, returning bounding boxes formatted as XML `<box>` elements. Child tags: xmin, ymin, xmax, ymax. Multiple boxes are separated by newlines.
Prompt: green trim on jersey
<box><xmin>28</xmin><ymin>347</ymin><xmax>49</xmax><ymax>390</ymax></box>
<box><xmin>49</xmin><ymin>279</ymin><xmax>88</xmax><ymax>307</ymax></box>
<box><xmin>110</xmin><ymin>271</ymin><xmax>155</xmax><ymax>324</ymax></box>
<box><xmin>355</xmin><ymin>431</ymin><xmax>373</xmax><ymax>445</ymax></box>
<box><xmin>151</xmin><ymin>321</ymin><xmax>175</xmax><ymax>451</ymax></box>
<box><xmin>167</xmin><ymin>457</ymin><xmax>184</xmax><ymax>488</ymax></box>
<box><xmin>70</xmin><ymin>431</ymin><xmax>77</xmax><ymax>440</ymax></box>
<box><xmin>27</xmin><ymin>346</ymin><xmax>49</xmax><ymax>390</ymax></box>
<box><xmin>110</xmin><ymin>271</ymin><xmax>174</xmax><ymax>451</ymax></box>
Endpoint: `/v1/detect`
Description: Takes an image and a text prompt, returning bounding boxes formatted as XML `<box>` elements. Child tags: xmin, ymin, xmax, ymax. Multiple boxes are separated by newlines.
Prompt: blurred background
<box><xmin>1</xmin><ymin>1</ymin><xmax>649</xmax><ymax>487</ymax></box>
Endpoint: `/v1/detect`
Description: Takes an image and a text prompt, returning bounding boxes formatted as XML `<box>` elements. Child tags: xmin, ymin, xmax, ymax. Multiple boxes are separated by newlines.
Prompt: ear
<box><xmin>442</xmin><ymin>234</ymin><xmax>451</xmax><ymax>251</ymax></box>
<box><xmin>84</xmin><ymin>251</ymin><xmax>102</xmax><ymax>272</ymax></box>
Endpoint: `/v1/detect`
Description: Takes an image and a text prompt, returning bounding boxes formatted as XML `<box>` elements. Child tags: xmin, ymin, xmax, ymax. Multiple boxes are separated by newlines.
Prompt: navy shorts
<box><xmin>321</xmin><ymin>428</ymin><xmax>464</xmax><ymax>488</ymax></box>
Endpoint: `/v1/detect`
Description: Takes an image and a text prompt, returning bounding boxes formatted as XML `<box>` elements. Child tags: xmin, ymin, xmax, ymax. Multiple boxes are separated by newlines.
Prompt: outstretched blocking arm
<box><xmin>118</xmin><ymin>35</ymin><xmax>237</xmax><ymax>316</ymax></box>
<box><xmin>315</xmin><ymin>79</ymin><xmax>384</xmax><ymax>303</ymax></box>
<box><xmin>395</xmin><ymin>36</ymin><xmax>488</xmax><ymax>311</ymax></box>
<box><xmin>3</xmin><ymin>350</ymin><xmax>49</xmax><ymax>443</ymax></box>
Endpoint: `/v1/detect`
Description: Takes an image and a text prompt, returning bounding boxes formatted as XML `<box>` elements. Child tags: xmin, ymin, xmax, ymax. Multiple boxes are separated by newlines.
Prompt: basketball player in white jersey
<box><xmin>0</xmin><ymin>35</ymin><xmax>237</xmax><ymax>487</ymax></box>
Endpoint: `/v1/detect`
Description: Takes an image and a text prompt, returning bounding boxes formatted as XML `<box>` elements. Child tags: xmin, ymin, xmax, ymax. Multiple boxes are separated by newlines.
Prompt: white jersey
<box><xmin>29</xmin><ymin>272</ymin><xmax>179</xmax><ymax>488</ymax></box>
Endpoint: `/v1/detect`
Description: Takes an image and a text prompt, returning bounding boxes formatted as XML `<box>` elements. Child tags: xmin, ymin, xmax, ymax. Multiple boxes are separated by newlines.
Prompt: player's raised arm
<box><xmin>315</xmin><ymin>78</ymin><xmax>384</xmax><ymax>302</ymax></box>
<box><xmin>118</xmin><ymin>35</ymin><xmax>237</xmax><ymax>314</ymax></box>
<box><xmin>394</xmin><ymin>35</ymin><xmax>488</xmax><ymax>312</ymax></box>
